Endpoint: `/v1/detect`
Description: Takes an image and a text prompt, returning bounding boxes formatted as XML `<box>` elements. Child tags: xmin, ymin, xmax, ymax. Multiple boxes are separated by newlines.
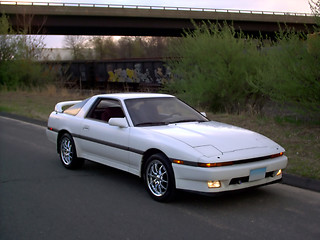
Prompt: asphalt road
<box><xmin>1</xmin><ymin>116</ymin><xmax>319</xmax><ymax>240</ymax></box>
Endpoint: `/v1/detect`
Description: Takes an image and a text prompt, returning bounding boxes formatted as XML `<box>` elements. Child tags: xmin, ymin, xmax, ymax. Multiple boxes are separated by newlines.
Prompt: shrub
<box><xmin>0</xmin><ymin>60</ymin><xmax>53</xmax><ymax>90</ymax></box>
<box><xmin>0</xmin><ymin>13</ymin><xmax>53</xmax><ymax>90</ymax></box>
<box><xmin>165</xmin><ymin>21</ymin><xmax>319</xmax><ymax>117</ymax></box>
<box><xmin>165</xmin><ymin>22</ymin><xmax>266</xmax><ymax>113</ymax></box>
<box><xmin>250</xmin><ymin>30</ymin><xmax>320</xmax><ymax>115</ymax></box>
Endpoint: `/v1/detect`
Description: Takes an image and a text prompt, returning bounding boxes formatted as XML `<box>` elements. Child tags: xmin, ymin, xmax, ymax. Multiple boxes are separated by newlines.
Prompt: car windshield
<box><xmin>125</xmin><ymin>97</ymin><xmax>208</xmax><ymax>127</ymax></box>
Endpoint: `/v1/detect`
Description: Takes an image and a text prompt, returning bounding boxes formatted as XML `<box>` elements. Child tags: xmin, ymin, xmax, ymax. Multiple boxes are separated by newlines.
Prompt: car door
<box><xmin>78</xmin><ymin>98</ymin><xmax>130</xmax><ymax>171</ymax></box>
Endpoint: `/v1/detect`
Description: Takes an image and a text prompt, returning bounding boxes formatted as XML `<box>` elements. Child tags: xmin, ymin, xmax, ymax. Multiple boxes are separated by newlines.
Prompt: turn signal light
<box><xmin>270</xmin><ymin>152</ymin><xmax>284</xmax><ymax>158</ymax></box>
<box><xmin>198</xmin><ymin>162</ymin><xmax>233</xmax><ymax>167</ymax></box>
<box><xmin>173</xmin><ymin>159</ymin><xmax>184</xmax><ymax>164</ymax></box>
<box><xmin>276</xmin><ymin>169</ymin><xmax>282</xmax><ymax>176</ymax></box>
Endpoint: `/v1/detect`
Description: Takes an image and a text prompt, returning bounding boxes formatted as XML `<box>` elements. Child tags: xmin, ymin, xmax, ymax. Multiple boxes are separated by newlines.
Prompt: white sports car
<box><xmin>47</xmin><ymin>93</ymin><xmax>288</xmax><ymax>202</ymax></box>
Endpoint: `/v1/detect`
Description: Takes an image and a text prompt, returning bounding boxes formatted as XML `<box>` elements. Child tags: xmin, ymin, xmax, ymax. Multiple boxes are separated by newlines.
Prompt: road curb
<box><xmin>282</xmin><ymin>173</ymin><xmax>320</xmax><ymax>192</ymax></box>
<box><xmin>1</xmin><ymin>111</ymin><xmax>319</xmax><ymax>193</ymax></box>
<box><xmin>0</xmin><ymin>111</ymin><xmax>47</xmax><ymax>127</ymax></box>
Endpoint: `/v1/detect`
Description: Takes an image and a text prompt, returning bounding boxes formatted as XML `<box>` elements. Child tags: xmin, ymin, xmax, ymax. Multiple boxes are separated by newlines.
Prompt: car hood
<box><xmin>148</xmin><ymin>121</ymin><xmax>278</xmax><ymax>153</ymax></box>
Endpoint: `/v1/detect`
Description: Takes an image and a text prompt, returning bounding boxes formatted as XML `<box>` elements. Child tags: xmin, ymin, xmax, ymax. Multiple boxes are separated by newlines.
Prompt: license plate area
<box><xmin>249</xmin><ymin>167</ymin><xmax>266</xmax><ymax>182</ymax></box>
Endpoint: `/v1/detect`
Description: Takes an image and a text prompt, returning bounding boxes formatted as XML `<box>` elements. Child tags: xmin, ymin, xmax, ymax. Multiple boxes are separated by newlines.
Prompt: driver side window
<box><xmin>86</xmin><ymin>99</ymin><xmax>125</xmax><ymax>123</ymax></box>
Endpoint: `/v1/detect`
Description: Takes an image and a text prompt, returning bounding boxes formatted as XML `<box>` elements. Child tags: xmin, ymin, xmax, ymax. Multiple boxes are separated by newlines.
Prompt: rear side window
<box><xmin>64</xmin><ymin>99</ymin><xmax>89</xmax><ymax>116</ymax></box>
<box><xmin>86</xmin><ymin>99</ymin><xmax>125</xmax><ymax>122</ymax></box>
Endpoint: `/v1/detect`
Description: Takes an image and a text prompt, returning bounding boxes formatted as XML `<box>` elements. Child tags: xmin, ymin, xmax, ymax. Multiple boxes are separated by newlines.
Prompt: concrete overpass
<box><xmin>0</xmin><ymin>1</ymin><xmax>316</xmax><ymax>37</ymax></box>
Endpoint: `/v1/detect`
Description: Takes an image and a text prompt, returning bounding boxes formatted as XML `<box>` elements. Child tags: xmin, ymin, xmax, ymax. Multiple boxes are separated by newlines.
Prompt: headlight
<box><xmin>194</xmin><ymin>145</ymin><xmax>221</xmax><ymax>157</ymax></box>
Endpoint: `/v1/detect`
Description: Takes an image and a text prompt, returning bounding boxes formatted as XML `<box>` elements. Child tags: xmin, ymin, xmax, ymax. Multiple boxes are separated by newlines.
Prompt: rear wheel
<box><xmin>144</xmin><ymin>153</ymin><xmax>175</xmax><ymax>202</ymax></box>
<box><xmin>59</xmin><ymin>133</ymin><xmax>83</xmax><ymax>169</ymax></box>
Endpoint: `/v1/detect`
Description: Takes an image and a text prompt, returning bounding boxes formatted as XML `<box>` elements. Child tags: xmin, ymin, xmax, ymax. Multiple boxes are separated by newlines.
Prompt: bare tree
<box><xmin>309</xmin><ymin>0</ymin><xmax>320</xmax><ymax>25</ymax></box>
<box><xmin>64</xmin><ymin>35</ymin><xmax>88</xmax><ymax>60</ymax></box>
<box><xmin>0</xmin><ymin>14</ymin><xmax>45</xmax><ymax>61</ymax></box>
<box><xmin>0</xmin><ymin>14</ymin><xmax>17</xmax><ymax>61</ymax></box>
<box><xmin>63</xmin><ymin>35</ymin><xmax>173</xmax><ymax>60</ymax></box>
<box><xmin>145</xmin><ymin>36</ymin><xmax>172</xmax><ymax>58</ymax></box>
<box><xmin>90</xmin><ymin>36</ymin><xmax>118</xmax><ymax>60</ymax></box>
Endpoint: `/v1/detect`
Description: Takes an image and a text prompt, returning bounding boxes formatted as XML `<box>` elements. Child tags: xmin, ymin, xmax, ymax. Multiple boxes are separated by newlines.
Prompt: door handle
<box><xmin>83</xmin><ymin>125</ymin><xmax>90</xmax><ymax>131</ymax></box>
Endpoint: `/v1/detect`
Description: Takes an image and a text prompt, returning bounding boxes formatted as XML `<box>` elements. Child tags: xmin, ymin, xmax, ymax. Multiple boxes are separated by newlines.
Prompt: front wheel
<box><xmin>143</xmin><ymin>153</ymin><xmax>176</xmax><ymax>202</ymax></box>
<box><xmin>59</xmin><ymin>133</ymin><xmax>84</xmax><ymax>169</ymax></box>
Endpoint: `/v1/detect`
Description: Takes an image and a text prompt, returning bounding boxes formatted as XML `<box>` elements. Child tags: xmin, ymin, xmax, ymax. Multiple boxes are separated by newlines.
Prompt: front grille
<box><xmin>232</xmin><ymin>153</ymin><xmax>283</xmax><ymax>166</ymax></box>
<box><xmin>229</xmin><ymin>171</ymin><xmax>275</xmax><ymax>185</ymax></box>
<box><xmin>229</xmin><ymin>176</ymin><xmax>249</xmax><ymax>185</ymax></box>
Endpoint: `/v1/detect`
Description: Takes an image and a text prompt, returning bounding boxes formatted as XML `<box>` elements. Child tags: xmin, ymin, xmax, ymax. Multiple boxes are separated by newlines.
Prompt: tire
<box><xmin>59</xmin><ymin>133</ymin><xmax>84</xmax><ymax>169</ymax></box>
<box><xmin>143</xmin><ymin>153</ymin><xmax>176</xmax><ymax>202</ymax></box>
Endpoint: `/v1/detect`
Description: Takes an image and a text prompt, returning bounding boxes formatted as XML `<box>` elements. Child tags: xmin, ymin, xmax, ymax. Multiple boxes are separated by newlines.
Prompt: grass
<box><xmin>209</xmin><ymin>113</ymin><xmax>320</xmax><ymax>180</ymax></box>
<box><xmin>0</xmin><ymin>86</ymin><xmax>93</xmax><ymax>121</ymax></box>
<box><xmin>1</xmin><ymin>87</ymin><xmax>319</xmax><ymax>180</ymax></box>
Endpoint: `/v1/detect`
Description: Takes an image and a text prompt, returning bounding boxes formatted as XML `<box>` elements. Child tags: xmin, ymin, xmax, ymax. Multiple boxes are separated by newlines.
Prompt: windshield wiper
<box><xmin>135</xmin><ymin>122</ymin><xmax>168</xmax><ymax>127</ymax></box>
<box><xmin>169</xmin><ymin>119</ymin><xmax>207</xmax><ymax>124</ymax></box>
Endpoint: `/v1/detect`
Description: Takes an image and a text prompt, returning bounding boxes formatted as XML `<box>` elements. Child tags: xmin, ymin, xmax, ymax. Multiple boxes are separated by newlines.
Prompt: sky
<box><xmin>12</xmin><ymin>0</ymin><xmax>312</xmax><ymax>48</ymax></box>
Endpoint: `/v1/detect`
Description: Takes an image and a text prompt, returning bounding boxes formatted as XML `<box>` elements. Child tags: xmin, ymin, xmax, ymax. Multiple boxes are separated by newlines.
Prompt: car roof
<box><xmin>93</xmin><ymin>93</ymin><xmax>174</xmax><ymax>100</ymax></box>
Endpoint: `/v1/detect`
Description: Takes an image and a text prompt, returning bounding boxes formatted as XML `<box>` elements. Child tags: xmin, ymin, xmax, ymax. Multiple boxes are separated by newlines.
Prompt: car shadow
<box><xmin>72</xmin><ymin>159</ymin><xmax>280</xmax><ymax>207</ymax></box>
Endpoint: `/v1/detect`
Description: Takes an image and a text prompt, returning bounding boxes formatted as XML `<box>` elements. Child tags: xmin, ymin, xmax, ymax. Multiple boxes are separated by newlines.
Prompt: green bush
<box><xmin>165</xmin><ymin>22</ymin><xmax>320</xmax><ymax>117</ymax></box>
<box><xmin>165</xmin><ymin>22</ymin><xmax>266</xmax><ymax>113</ymax></box>
<box><xmin>0</xmin><ymin>60</ymin><xmax>53</xmax><ymax>90</ymax></box>
<box><xmin>0</xmin><ymin>13</ymin><xmax>53</xmax><ymax>90</ymax></box>
<box><xmin>250</xmin><ymin>30</ymin><xmax>320</xmax><ymax>115</ymax></box>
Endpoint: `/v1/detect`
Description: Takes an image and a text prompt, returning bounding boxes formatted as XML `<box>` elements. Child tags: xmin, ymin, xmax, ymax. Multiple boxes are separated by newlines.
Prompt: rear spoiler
<box><xmin>54</xmin><ymin>100</ymin><xmax>81</xmax><ymax>113</ymax></box>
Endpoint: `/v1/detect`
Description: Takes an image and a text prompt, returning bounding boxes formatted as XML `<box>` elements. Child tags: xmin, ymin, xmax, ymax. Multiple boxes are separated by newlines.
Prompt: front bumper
<box><xmin>172</xmin><ymin>155</ymin><xmax>288</xmax><ymax>193</ymax></box>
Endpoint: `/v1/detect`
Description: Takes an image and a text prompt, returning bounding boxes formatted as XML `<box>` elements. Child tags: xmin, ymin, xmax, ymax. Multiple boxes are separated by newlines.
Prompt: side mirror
<box><xmin>108</xmin><ymin>118</ymin><xmax>128</xmax><ymax>128</ymax></box>
<box><xmin>200</xmin><ymin>112</ymin><xmax>207</xmax><ymax>117</ymax></box>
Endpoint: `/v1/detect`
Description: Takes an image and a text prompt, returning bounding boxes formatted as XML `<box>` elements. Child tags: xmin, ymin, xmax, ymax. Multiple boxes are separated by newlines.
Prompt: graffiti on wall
<box><xmin>46</xmin><ymin>59</ymin><xmax>172</xmax><ymax>89</ymax></box>
<box><xmin>107</xmin><ymin>63</ymin><xmax>171</xmax><ymax>84</ymax></box>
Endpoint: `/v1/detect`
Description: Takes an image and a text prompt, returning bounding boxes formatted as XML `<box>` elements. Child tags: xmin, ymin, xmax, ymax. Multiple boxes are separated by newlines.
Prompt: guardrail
<box><xmin>0</xmin><ymin>0</ymin><xmax>314</xmax><ymax>17</ymax></box>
